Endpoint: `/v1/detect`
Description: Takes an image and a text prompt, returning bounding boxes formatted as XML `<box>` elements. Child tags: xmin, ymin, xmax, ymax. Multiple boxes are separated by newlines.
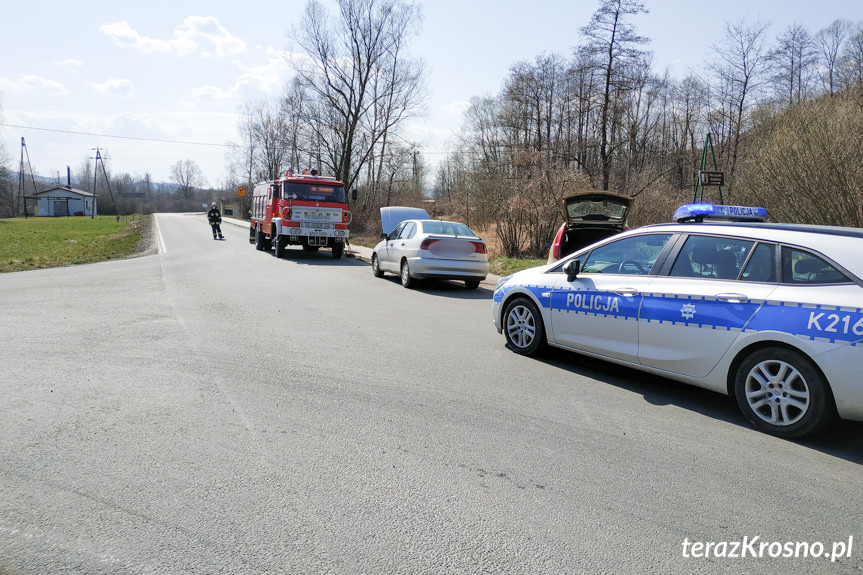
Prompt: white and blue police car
<box><xmin>492</xmin><ymin>203</ymin><xmax>863</xmax><ymax>438</ymax></box>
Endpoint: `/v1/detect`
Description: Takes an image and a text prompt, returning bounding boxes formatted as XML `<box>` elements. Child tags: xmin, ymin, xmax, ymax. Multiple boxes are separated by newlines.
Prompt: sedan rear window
<box><xmin>421</xmin><ymin>221</ymin><xmax>476</xmax><ymax>236</ymax></box>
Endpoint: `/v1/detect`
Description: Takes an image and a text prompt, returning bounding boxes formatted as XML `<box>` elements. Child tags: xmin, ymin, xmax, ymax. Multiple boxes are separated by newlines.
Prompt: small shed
<box><xmin>35</xmin><ymin>186</ymin><xmax>97</xmax><ymax>217</ymax></box>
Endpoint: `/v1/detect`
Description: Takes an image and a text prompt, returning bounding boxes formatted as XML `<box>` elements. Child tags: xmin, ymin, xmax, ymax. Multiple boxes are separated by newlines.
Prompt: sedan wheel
<box><xmin>400</xmin><ymin>259</ymin><xmax>415</xmax><ymax>288</ymax></box>
<box><xmin>734</xmin><ymin>347</ymin><xmax>835</xmax><ymax>438</ymax></box>
<box><xmin>372</xmin><ymin>254</ymin><xmax>384</xmax><ymax>278</ymax></box>
<box><xmin>503</xmin><ymin>298</ymin><xmax>546</xmax><ymax>356</ymax></box>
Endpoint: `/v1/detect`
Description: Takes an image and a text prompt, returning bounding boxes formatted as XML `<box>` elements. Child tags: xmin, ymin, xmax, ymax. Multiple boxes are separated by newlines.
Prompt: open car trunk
<box><xmin>558</xmin><ymin>226</ymin><xmax>628</xmax><ymax>260</ymax></box>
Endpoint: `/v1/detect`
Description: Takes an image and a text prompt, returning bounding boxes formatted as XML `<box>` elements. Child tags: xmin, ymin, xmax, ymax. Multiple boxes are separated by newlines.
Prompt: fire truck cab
<box><xmin>249</xmin><ymin>169</ymin><xmax>351</xmax><ymax>259</ymax></box>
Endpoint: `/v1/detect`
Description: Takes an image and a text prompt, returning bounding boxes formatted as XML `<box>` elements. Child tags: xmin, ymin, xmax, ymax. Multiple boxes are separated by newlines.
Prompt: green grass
<box><xmin>488</xmin><ymin>256</ymin><xmax>547</xmax><ymax>277</ymax></box>
<box><xmin>0</xmin><ymin>216</ymin><xmax>146</xmax><ymax>273</ymax></box>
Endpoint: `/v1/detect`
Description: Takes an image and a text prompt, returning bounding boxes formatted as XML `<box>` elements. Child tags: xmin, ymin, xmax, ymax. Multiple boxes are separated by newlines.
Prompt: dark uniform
<box><xmin>207</xmin><ymin>204</ymin><xmax>224</xmax><ymax>239</ymax></box>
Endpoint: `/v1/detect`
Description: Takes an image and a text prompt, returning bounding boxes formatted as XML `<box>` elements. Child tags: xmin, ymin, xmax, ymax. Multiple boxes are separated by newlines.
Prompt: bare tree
<box><xmin>769</xmin><ymin>23</ymin><xmax>818</xmax><ymax>106</ymax></box>
<box><xmin>578</xmin><ymin>0</ymin><xmax>650</xmax><ymax>191</ymax></box>
<box><xmin>838</xmin><ymin>23</ymin><xmax>863</xmax><ymax>91</ymax></box>
<box><xmin>171</xmin><ymin>159</ymin><xmax>206</xmax><ymax>200</ymax></box>
<box><xmin>709</xmin><ymin>19</ymin><xmax>771</xmax><ymax>193</ymax></box>
<box><xmin>816</xmin><ymin>19</ymin><xmax>852</xmax><ymax>96</ymax></box>
<box><xmin>287</xmin><ymin>0</ymin><xmax>427</xmax><ymax>194</ymax></box>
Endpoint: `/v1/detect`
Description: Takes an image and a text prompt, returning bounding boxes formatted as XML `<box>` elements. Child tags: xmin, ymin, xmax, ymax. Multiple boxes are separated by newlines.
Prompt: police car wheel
<box><xmin>372</xmin><ymin>254</ymin><xmax>384</xmax><ymax>278</ymax></box>
<box><xmin>734</xmin><ymin>347</ymin><xmax>835</xmax><ymax>438</ymax></box>
<box><xmin>503</xmin><ymin>297</ymin><xmax>546</xmax><ymax>356</ymax></box>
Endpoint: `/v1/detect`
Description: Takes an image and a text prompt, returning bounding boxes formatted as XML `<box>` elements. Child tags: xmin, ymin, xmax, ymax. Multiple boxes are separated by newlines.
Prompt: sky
<box><xmin>2</xmin><ymin>0</ymin><xmax>863</xmax><ymax>188</ymax></box>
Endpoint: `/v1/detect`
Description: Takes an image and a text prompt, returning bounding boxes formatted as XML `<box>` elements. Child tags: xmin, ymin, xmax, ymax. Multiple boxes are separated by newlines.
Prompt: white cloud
<box><xmin>443</xmin><ymin>100</ymin><xmax>470</xmax><ymax>118</ymax></box>
<box><xmin>191</xmin><ymin>47</ymin><xmax>292</xmax><ymax>103</ymax></box>
<box><xmin>0</xmin><ymin>75</ymin><xmax>68</xmax><ymax>95</ymax></box>
<box><xmin>192</xmin><ymin>85</ymin><xmax>235</xmax><ymax>102</ymax></box>
<box><xmin>91</xmin><ymin>77</ymin><xmax>135</xmax><ymax>98</ymax></box>
<box><xmin>53</xmin><ymin>59</ymin><xmax>84</xmax><ymax>69</ymax></box>
<box><xmin>99</xmin><ymin>21</ymin><xmax>190</xmax><ymax>55</ymax></box>
<box><xmin>180</xmin><ymin>16</ymin><xmax>246</xmax><ymax>57</ymax></box>
<box><xmin>100</xmin><ymin>16</ymin><xmax>246</xmax><ymax>58</ymax></box>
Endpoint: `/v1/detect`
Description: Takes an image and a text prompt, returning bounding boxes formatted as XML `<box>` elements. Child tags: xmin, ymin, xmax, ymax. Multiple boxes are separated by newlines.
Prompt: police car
<box><xmin>492</xmin><ymin>203</ymin><xmax>863</xmax><ymax>438</ymax></box>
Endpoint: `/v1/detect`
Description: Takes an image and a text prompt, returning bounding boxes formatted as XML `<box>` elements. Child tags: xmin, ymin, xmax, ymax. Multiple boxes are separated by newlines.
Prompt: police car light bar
<box><xmin>673</xmin><ymin>203</ymin><xmax>768</xmax><ymax>223</ymax></box>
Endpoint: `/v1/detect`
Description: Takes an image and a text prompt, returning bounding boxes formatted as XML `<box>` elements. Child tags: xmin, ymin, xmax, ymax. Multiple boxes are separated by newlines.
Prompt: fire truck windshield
<box><xmin>283</xmin><ymin>182</ymin><xmax>347</xmax><ymax>203</ymax></box>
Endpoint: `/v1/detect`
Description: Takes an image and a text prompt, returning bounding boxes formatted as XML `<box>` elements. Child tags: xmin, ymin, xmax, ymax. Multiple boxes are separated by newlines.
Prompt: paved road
<box><xmin>1</xmin><ymin>213</ymin><xmax>861</xmax><ymax>574</ymax></box>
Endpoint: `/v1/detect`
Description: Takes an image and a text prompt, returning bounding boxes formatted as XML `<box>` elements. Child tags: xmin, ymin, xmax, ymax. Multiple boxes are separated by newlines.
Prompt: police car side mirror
<box><xmin>564</xmin><ymin>259</ymin><xmax>581</xmax><ymax>281</ymax></box>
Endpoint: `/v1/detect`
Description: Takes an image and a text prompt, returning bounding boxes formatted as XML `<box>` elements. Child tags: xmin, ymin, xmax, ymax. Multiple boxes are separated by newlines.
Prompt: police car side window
<box><xmin>740</xmin><ymin>242</ymin><xmax>777</xmax><ymax>283</ymax></box>
<box><xmin>581</xmin><ymin>234</ymin><xmax>672</xmax><ymax>275</ymax></box>
<box><xmin>782</xmin><ymin>247</ymin><xmax>852</xmax><ymax>284</ymax></box>
<box><xmin>669</xmin><ymin>235</ymin><xmax>753</xmax><ymax>280</ymax></box>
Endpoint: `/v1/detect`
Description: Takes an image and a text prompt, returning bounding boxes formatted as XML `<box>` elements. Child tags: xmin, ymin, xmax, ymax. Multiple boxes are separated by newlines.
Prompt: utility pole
<box><xmin>18</xmin><ymin>138</ymin><xmax>38</xmax><ymax>218</ymax></box>
<box><xmin>92</xmin><ymin>147</ymin><xmax>118</xmax><ymax>219</ymax></box>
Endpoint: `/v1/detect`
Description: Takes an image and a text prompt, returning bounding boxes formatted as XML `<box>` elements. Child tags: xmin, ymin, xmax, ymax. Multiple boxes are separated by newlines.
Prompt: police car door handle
<box><xmin>614</xmin><ymin>288</ymin><xmax>639</xmax><ymax>297</ymax></box>
<box><xmin>716</xmin><ymin>293</ymin><xmax>748</xmax><ymax>303</ymax></box>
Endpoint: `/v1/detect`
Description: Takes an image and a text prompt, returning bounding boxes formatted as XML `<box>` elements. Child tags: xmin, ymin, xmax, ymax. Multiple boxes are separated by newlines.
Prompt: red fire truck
<box><xmin>249</xmin><ymin>169</ymin><xmax>351</xmax><ymax>259</ymax></box>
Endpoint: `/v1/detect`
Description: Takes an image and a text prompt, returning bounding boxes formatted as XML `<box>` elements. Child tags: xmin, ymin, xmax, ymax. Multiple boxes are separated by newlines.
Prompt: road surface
<box><xmin>1</xmin><ymin>213</ymin><xmax>861</xmax><ymax>574</ymax></box>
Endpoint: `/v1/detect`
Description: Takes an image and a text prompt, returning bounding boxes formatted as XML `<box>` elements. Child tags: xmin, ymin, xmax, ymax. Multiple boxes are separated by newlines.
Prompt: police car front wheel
<box><xmin>734</xmin><ymin>347</ymin><xmax>835</xmax><ymax>438</ymax></box>
<box><xmin>503</xmin><ymin>298</ymin><xmax>546</xmax><ymax>356</ymax></box>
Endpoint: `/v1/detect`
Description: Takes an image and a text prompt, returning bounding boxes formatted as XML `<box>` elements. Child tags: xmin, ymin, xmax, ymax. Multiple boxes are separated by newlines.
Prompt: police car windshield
<box><xmin>284</xmin><ymin>182</ymin><xmax>346</xmax><ymax>203</ymax></box>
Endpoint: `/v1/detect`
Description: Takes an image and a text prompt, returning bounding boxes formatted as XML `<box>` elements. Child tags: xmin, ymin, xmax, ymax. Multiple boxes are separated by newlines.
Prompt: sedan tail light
<box><xmin>420</xmin><ymin>238</ymin><xmax>440</xmax><ymax>250</ymax></box>
<box><xmin>471</xmin><ymin>241</ymin><xmax>487</xmax><ymax>254</ymax></box>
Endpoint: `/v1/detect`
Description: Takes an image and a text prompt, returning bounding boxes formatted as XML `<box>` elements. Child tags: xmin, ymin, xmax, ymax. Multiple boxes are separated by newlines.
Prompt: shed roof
<box><xmin>35</xmin><ymin>186</ymin><xmax>95</xmax><ymax>198</ymax></box>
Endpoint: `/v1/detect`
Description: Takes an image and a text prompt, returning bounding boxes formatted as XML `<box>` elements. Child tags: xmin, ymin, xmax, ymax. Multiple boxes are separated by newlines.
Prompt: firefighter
<box><xmin>207</xmin><ymin>202</ymin><xmax>224</xmax><ymax>239</ymax></box>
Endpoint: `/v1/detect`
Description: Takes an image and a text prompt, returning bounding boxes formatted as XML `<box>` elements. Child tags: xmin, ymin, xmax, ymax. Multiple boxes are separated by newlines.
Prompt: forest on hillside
<box><xmin>429</xmin><ymin>6</ymin><xmax>863</xmax><ymax>257</ymax></box>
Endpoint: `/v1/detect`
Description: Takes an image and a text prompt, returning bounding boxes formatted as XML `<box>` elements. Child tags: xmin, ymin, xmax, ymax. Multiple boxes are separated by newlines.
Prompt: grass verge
<box><xmin>489</xmin><ymin>256</ymin><xmax>546</xmax><ymax>277</ymax></box>
<box><xmin>0</xmin><ymin>216</ymin><xmax>148</xmax><ymax>273</ymax></box>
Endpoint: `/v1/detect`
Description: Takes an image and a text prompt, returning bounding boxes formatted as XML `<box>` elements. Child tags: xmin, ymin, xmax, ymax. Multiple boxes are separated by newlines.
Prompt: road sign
<box><xmin>699</xmin><ymin>171</ymin><xmax>725</xmax><ymax>186</ymax></box>
<box><xmin>238</xmin><ymin>186</ymin><xmax>246</xmax><ymax>196</ymax></box>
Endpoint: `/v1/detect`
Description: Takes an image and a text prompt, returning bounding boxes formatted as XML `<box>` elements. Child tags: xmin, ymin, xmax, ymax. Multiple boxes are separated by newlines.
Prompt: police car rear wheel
<box><xmin>503</xmin><ymin>298</ymin><xmax>546</xmax><ymax>356</ymax></box>
<box><xmin>734</xmin><ymin>347</ymin><xmax>834</xmax><ymax>438</ymax></box>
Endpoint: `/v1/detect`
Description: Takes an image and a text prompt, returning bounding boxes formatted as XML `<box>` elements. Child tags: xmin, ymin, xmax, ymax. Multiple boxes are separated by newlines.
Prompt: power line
<box><xmin>0</xmin><ymin>123</ymin><xmax>239</xmax><ymax>148</ymax></box>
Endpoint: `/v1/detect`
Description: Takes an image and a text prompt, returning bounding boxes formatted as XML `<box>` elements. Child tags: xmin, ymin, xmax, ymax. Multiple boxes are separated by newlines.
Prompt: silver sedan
<box><xmin>372</xmin><ymin>210</ymin><xmax>489</xmax><ymax>289</ymax></box>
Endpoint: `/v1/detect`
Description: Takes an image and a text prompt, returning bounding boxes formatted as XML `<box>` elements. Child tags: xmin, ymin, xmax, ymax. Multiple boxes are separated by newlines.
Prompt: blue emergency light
<box><xmin>673</xmin><ymin>203</ymin><xmax>768</xmax><ymax>223</ymax></box>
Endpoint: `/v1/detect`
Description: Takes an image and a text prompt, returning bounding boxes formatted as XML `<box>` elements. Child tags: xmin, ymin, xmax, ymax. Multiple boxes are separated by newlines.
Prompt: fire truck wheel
<box><xmin>275</xmin><ymin>235</ymin><xmax>287</xmax><ymax>258</ymax></box>
<box><xmin>255</xmin><ymin>228</ymin><xmax>265</xmax><ymax>251</ymax></box>
<box><xmin>332</xmin><ymin>243</ymin><xmax>344</xmax><ymax>259</ymax></box>
<box><xmin>372</xmin><ymin>254</ymin><xmax>384</xmax><ymax>278</ymax></box>
<box><xmin>400</xmin><ymin>259</ymin><xmax>416</xmax><ymax>289</ymax></box>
